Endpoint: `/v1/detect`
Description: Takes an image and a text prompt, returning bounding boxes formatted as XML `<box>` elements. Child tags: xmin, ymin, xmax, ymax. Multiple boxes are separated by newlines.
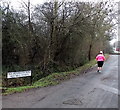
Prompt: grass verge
<box><xmin>2</xmin><ymin>54</ymin><xmax>109</xmax><ymax>95</ymax></box>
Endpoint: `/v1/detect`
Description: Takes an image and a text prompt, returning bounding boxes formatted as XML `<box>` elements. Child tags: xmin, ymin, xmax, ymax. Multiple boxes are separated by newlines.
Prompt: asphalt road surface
<box><xmin>2</xmin><ymin>55</ymin><xmax>119</xmax><ymax>108</ymax></box>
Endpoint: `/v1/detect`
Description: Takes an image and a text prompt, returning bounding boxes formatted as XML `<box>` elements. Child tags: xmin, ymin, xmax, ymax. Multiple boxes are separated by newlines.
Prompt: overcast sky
<box><xmin>0</xmin><ymin>0</ymin><xmax>119</xmax><ymax>11</ymax></box>
<box><xmin>1</xmin><ymin>0</ymin><xmax>120</xmax><ymax>10</ymax></box>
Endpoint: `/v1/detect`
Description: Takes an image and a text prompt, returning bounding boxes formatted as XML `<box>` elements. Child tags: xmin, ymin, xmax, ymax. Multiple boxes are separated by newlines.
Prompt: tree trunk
<box><xmin>88</xmin><ymin>44</ymin><xmax>92</xmax><ymax>61</ymax></box>
<box><xmin>48</xmin><ymin>1</ymin><xmax>58</xmax><ymax>61</ymax></box>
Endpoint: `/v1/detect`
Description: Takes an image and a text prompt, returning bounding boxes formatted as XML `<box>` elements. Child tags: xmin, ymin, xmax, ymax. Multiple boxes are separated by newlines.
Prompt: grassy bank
<box><xmin>2</xmin><ymin>54</ymin><xmax>109</xmax><ymax>95</ymax></box>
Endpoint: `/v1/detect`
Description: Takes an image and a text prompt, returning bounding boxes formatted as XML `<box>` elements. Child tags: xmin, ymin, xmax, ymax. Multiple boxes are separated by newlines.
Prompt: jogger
<box><xmin>96</xmin><ymin>51</ymin><xmax>106</xmax><ymax>72</ymax></box>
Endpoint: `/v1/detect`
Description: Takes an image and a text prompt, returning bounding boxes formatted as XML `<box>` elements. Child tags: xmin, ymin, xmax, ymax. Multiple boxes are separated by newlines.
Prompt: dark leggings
<box><xmin>97</xmin><ymin>61</ymin><xmax>104</xmax><ymax>67</ymax></box>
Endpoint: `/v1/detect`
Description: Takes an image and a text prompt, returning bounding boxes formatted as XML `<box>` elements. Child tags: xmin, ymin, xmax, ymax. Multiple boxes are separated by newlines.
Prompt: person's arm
<box><xmin>103</xmin><ymin>55</ymin><xmax>106</xmax><ymax>61</ymax></box>
<box><xmin>96</xmin><ymin>55</ymin><xmax>98</xmax><ymax>61</ymax></box>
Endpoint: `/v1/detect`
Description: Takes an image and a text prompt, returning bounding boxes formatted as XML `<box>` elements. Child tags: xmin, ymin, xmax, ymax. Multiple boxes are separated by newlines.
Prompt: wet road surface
<box><xmin>2</xmin><ymin>55</ymin><xmax>119</xmax><ymax>108</ymax></box>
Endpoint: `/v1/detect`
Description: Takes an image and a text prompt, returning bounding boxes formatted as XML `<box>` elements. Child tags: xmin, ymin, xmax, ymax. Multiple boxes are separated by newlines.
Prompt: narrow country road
<box><xmin>2</xmin><ymin>55</ymin><xmax>119</xmax><ymax>108</ymax></box>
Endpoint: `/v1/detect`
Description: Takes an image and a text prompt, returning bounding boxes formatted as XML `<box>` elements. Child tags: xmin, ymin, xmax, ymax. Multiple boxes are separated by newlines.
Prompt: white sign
<box><xmin>7</xmin><ymin>70</ymin><xmax>31</xmax><ymax>78</ymax></box>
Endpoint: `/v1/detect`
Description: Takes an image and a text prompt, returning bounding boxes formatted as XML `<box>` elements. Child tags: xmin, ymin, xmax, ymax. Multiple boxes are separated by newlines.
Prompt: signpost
<box><xmin>7</xmin><ymin>70</ymin><xmax>31</xmax><ymax>78</ymax></box>
<box><xmin>7</xmin><ymin>70</ymin><xmax>32</xmax><ymax>85</ymax></box>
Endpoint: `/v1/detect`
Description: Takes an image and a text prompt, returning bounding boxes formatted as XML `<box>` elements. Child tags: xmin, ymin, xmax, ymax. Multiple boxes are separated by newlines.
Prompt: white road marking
<box><xmin>98</xmin><ymin>84</ymin><xmax>119</xmax><ymax>95</ymax></box>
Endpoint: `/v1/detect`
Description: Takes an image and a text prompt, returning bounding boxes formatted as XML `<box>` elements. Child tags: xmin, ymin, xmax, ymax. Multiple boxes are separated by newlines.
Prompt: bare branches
<box><xmin>2</xmin><ymin>1</ymin><xmax>115</xmax><ymax>79</ymax></box>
